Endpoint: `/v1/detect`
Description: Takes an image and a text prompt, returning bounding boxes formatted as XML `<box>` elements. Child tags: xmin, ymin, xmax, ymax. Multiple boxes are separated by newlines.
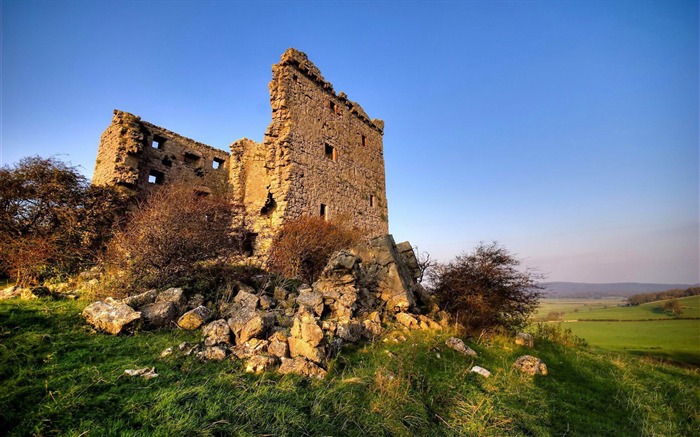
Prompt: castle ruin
<box><xmin>93</xmin><ymin>48</ymin><xmax>389</xmax><ymax>255</ymax></box>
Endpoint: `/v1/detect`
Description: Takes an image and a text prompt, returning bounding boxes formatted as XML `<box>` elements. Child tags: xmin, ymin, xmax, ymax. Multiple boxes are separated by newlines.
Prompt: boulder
<box><xmin>278</xmin><ymin>357</ymin><xmax>327</xmax><ymax>379</ymax></box>
<box><xmin>177</xmin><ymin>306</ymin><xmax>212</xmax><ymax>330</ymax></box>
<box><xmin>233</xmin><ymin>289</ymin><xmax>259</xmax><ymax>310</ymax></box>
<box><xmin>515</xmin><ymin>332</ymin><xmax>534</xmax><ymax>348</ymax></box>
<box><xmin>0</xmin><ymin>286</ymin><xmax>21</xmax><ymax>300</ymax></box>
<box><xmin>227</xmin><ymin>306</ymin><xmax>264</xmax><ymax>344</ymax></box>
<box><xmin>312</xmin><ymin>252</ymin><xmax>360</xmax><ymax>322</ymax></box>
<box><xmin>350</xmin><ymin>235</ymin><xmax>417</xmax><ymax>312</ymax></box>
<box><xmin>416</xmin><ymin>315</ymin><xmax>441</xmax><ymax>330</ymax></box>
<box><xmin>445</xmin><ymin>337</ymin><xmax>478</xmax><ymax>357</ymax></box>
<box><xmin>121</xmin><ymin>290</ymin><xmax>157</xmax><ymax>309</ymax></box>
<box><xmin>230</xmin><ymin>339</ymin><xmax>268</xmax><ymax>359</ymax></box>
<box><xmin>268</xmin><ymin>331</ymin><xmax>289</xmax><ymax>358</ymax></box>
<box><xmin>202</xmin><ymin>319</ymin><xmax>231</xmax><ymax>346</ymax></box>
<box><xmin>198</xmin><ymin>345</ymin><xmax>228</xmax><ymax>361</ymax></box>
<box><xmin>362</xmin><ymin>311</ymin><xmax>383</xmax><ymax>338</ymax></box>
<box><xmin>140</xmin><ymin>301</ymin><xmax>178</xmax><ymax>329</ymax></box>
<box><xmin>82</xmin><ymin>300</ymin><xmax>141</xmax><ymax>335</ymax></box>
<box><xmin>245</xmin><ymin>355</ymin><xmax>279</xmax><ymax>373</ymax></box>
<box><xmin>514</xmin><ymin>355</ymin><xmax>548</xmax><ymax>376</ymax></box>
<box><xmin>395</xmin><ymin>312</ymin><xmax>419</xmax><ymax>330</ymax></box>
<box><xmin>156</xmin><ymin>288</ymin><xmax>186</xmax><ymax>310</ymax></box>
<box><xmin>296</xmin><ymin>288</ymin><xmax>324</xmax><ymax>316</ymax></box>
<box><xmin>336</xmin><ymin>321</ymin><xmax>363</xmax><ymax>342</ymax></box>
<box><xmin>288</xmin><ymin>308</ymin><xmax>325</xmax><ymax>363</ymax></box>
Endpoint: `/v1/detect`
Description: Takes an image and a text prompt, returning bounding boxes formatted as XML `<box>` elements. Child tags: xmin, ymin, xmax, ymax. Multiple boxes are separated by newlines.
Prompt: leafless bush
<box><xmin>266</xmin><ymin>215</ymin><xmax>363</xmax><ymax>284</ymax></box>
<box><xmin>105</xmin><ymin>183</ymin><xmax>249</xmax><ymax>292</ymax></box>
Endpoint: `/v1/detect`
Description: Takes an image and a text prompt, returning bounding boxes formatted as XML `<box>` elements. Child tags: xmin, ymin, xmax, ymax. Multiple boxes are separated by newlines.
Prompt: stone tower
<box><xmin>92</xmin><ymin>48</ymin><xmax>389</xmax><ymax>255</ymax></box>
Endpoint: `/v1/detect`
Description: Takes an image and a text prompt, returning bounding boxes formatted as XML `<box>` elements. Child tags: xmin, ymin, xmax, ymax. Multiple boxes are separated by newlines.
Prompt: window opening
<box><xmin>361</xmin><ymin>135</ymin><xmax>367</xmax><ymax>146</ymax></box>
<box><xmin>370</xmin><ymin>195</ymin><xmax>375</xmax><ymax>207</ymax></box>
<box><xmin>320</xmin><ymin>203</ymin><xmax>327</xmax><ymax>219</ymax></box>
<box><xmin>148</xmin><ymin>169</ymin><xmax>164</xmax><ymax>184</ymax></box>
<box><xmin>184</xmin><ymin>152</ymin><xmax>201</xmax><ymax>166</ymax></box>
<box><xmin>324</xmin><ymin>144</ymin><xmax>336</xmax><ymax>161</ymax></box>
<box><xmin>152</xmin><ymin>135</ymin><xmax>166</xmax><ymax>149</ymax></box>
<box><xmin>212</xmin><ymin>158</ymin><xmax>225</xmax><ymax>170</ymax></box>
<box><xmin>329</xmin><ymin>100</ymin><xmax>337</xmax><ymax>113</ymax></box>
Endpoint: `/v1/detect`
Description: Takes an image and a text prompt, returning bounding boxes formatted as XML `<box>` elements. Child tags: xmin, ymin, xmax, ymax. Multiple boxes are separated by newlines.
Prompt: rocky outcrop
<box><xmin>84</xmin><ymin>236</ymin><xmax>445</xmax><ymax>378</ymax></box>
<box><xmin>82</xmin><ymin>299</ymin><xmax>141</xmax><ymax>335</ymax></box>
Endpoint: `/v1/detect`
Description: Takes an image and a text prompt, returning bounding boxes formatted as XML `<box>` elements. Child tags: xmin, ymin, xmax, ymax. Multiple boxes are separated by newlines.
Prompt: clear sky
<box><xmin>2</xmin><ymin>0</ymin><xmax>698</xmax><ymax>284</ymax></box>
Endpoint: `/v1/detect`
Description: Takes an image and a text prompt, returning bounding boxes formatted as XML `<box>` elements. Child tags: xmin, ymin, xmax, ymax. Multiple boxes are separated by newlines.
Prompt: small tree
<box><xmin>105</xmin><ymin>183</ymin><xmax>247</xmax><ymax>291</ymax></box>
<box><xmin>0</xmin><ymin>156</ymin><xmax>128</xmax><ymax>285</ymax></box>
<box><xmin>662</xmin><ymin>299</ymin><xmax>683</xmax><ymax>317</ymax></box>
<box><xmin>428</xmin><ymin>242</ymin><xmax>544</xmax><ymax>333</ymax></box>
<box><xmin>266</xmin><ymin>216</ymin><xmax>363</xmax><ymax>284</ymax></box>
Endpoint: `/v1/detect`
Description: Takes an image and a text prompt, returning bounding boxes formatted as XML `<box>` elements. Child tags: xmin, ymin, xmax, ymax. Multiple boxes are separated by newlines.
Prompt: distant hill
<box><xmin>541</xmin><ymin>282</ymin><xmax>699</xmax><ymax>298</ymax></box>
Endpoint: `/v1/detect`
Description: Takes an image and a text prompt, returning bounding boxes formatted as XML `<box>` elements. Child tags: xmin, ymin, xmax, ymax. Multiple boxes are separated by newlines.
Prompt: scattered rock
<box><xmin>0</xmin><ymin>286</ymin><xmax>21</xmax><ymax>300</ymax></box>
<box><xmin>470</xmin><ymin>366</ymin><xmax>491</xmax><ymax>378</ymax></box>
<box><xmin>514</xmin><ymin>355</ymin><xmax>548</xmax><ymax>375</ymax></box>
<box><xmin>202</xmin><ymin>319</ymin><xmax>231</xmax><ymax>346</ymax></box>
<box><xmin>362</xmin><ymin>311</ymin><xmax>383</xmax><ymax>338</ymax></box>
<box><xmin>515</xmin><ymin>332</ymin><xmax>534</xmax><ymax>348</ymax></box>
<box><xmin>445</xmin><ymin>337</ymin><xmax>478</xmax><ymax>357</ymax></box>
<box><xmin>177</xmin><ymin>306</ymin><xmax>212</xmax><ymax>330</ymax></box>
<box><xmin>288</xmin><ymin>307</ymin><xmax>325</xmax><ymax>363</ymax></box>
<box><xmin>124</xmin><ymin>367</ymin><xmax>158</xmax><ymax>379</ymax></box>
<box><xmin>187</xmin><ymin>293</ymin><xmax>205</xmax><ymax>309</ymax></box>
<box><xmin>121</xmin><ymin>289</ymin><xmax>157</xmax><ymax>309</ymax></box>
<box><xmin>278</xmin><ymin>357</ymin><xmax>327</xmax><ymax>379</ymax></box>
<box><xmin>160</xmin><ymin>347</ymin><xmax>173</xmax><ymax>358</ymax></box>
<box><xmin>82</xmin><ymin>300</ymin><xmax>141</xmax><ymax>335</ymax></box>
<box><xmin>140</xmin><ymin>301</ymin><xmax>178</xmax><ymax>329</ymax></box>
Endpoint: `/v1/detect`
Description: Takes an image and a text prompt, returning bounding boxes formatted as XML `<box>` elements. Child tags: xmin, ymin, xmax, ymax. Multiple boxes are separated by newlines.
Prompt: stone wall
<box><xmin>93</xmin><ymin>110</ymin><xmax>230</xmax><ymax>194</ymax></box>
<box><xmin>93</xmin><ymin>48</ymin><xmax>389</xmax><ymax>256</ymax></box>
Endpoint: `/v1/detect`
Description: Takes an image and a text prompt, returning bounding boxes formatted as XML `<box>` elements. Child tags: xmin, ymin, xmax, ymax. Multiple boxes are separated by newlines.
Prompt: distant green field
<box><xmin>536</xmin><ymin>295</ymin><xmax>700</xmax><ymax>321</ymax></box>
<box><xmin>534</xmin><ymin>296</ymin><xmax>700</xmax><ymax>365</ymax></box>
<box><xmin>561</xmin><ymin>320</ymin><xmax>700</xmax><ymax>365</ymax></box>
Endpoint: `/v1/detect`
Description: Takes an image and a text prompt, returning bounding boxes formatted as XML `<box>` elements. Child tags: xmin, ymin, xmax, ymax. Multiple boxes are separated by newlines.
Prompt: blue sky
<box><xmin>2</xmin><ymin>0</ymin><xmax>698</xmax><ymax>283</ymax></box>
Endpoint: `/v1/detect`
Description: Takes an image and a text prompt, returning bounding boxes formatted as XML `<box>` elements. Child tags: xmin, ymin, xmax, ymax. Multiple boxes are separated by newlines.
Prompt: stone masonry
<box><xmin>93</xmin><ymin>48</ymin><xmax>388</xmax><ymax>255</ymax></box>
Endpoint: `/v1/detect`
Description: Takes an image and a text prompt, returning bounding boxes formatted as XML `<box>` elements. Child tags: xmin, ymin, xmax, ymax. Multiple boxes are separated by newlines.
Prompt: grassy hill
<box><xmin>1</xmin><ymin>298</ymin><xmax>699</xmax><ymax>436</ymax></box>
<box><xmin>538</xmin><ymin>295</ymin><xmax>700</xmax><ymax>321</ymax></box>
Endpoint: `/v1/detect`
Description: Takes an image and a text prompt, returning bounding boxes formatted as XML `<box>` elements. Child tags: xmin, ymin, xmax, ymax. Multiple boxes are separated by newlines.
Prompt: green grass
<box><xmin>561</xmin><ymin>320</ymin><xmax>700</xmax><ymax>365</ymax></box>
<box><xmin>1</xmin><ymin>298</ymin><xmax>699</xmax><ymax>436</ymax></box>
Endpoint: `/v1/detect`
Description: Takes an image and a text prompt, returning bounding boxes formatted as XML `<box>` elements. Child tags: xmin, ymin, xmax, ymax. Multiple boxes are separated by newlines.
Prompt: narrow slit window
<box><xmin>361</xmin><ymin>135</ymin><xmax>367</xmax><ymax>146</ymax></box>
<box><xmin>148</xmin><ymin>169</ymin><xmax>164</xmax><ymax>184</ymax></box>
<box><xmin>370</xmin><ymin>195</ymin><xmax>375</xmax><ymax>207</ymax></box>
<box><xmin>152</xmin><ymin>135</ymin><xmax>165</xmax><ymax>149</ymax></box>
<box><xmin>320</xmin><ymin>203</ymin><xmax>327</xmax><ymax>219</ymax></box>
<box><xmin>324</xmin><ymin>144</ymin><xmax>336</xmax><ymax>161</ymax></box>
<box><xmin>329</xmin><ymin>100</ymin><xmax>336</xmax><ymax>113</ymax></box>
<box><xmin>212</xmin><ymin>158</ymin><xmax>225</xmax><ymax>170</ymax></box>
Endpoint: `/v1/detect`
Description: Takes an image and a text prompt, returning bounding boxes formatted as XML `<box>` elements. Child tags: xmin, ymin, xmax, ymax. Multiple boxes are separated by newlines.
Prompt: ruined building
<box><xmin>93</xmin><ymin>48</ymin><xmax>389</xmax><ymax>254</ymax></box>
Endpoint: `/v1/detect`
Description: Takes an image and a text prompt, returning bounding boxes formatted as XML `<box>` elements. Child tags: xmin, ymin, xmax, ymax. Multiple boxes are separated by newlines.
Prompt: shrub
<box><xmin>428</xmin><ymin>242</ymin><xmax>544</xmax><ymax>333</ymax></box>
<box><xmin>266</xmin><ymin>215</ymin><xmax>363</xmax><ymax>284</ymax></box>
<box><xmin>105</xmin><ymin>183</ymin><xmax>248</xmax><ymax>292</ymax></box>
<box><xmin>0</xmin><ymin>156</ymin><xmax>128</xmax><ymax>285</ymax></box>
